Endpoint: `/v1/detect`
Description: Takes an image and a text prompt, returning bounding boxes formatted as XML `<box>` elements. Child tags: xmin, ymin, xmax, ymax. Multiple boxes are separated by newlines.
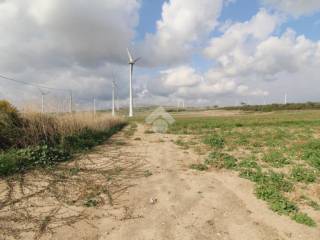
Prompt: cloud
<box><xmin>0</xmin><ymin>0</ymin><xmax>140</xmax><ymax>108</ymax></box>
<box><xmin>202</xmin><ymin>9</ymin><xmax>320</xmax><ymax>104</ymax></box>
<box><xmin>262</xmin><ymin>0</ymin><xmax>320</xmax><ymax>17</ymax></box>
<box><xmin>139</xmin><ymin>0</ymin><xmax>224</xmax><ymax>66</ymax></box>
<box><xmin>146</xmin><ymin>65</ymin><xmax>268</xmax><ymax>103</ymax></box>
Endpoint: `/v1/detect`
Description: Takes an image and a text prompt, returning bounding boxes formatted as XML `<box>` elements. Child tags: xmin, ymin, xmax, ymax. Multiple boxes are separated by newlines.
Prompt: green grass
<box><xmin>203</xmin><ymin>134</ymin><xmax>225</xmax><ymax>148</ymax></box>
<box><xmin>290</xmin><ymin>166</ymin><xmax>316</xmax><ymax>183</ymax></box>
<box><xmin>262</xmin><ymin>151</ymin><xmax>290</xmax><ymax>168</ymax></box>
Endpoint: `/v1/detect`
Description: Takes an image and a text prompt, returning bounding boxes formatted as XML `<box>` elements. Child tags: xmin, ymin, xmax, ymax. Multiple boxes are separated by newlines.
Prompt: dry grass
<box><xmin>19</xmin><ymin>112</ymin><xmax>124</xmax><ymax>147</ymax></box>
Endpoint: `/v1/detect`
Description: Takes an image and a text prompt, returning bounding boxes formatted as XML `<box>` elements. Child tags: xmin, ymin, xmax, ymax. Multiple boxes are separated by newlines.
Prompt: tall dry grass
<box><xmin>19</xmin><ymin>112</ymin><xmax>124</xmax><ymax>148</ymax></box>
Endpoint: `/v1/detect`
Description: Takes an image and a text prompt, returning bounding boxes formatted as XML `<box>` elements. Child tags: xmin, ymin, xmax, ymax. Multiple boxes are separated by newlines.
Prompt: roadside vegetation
<box><xmin>0</xmin><ymin>100</ymin><xmax>125</xmax><ymax>176</ymax></box>
<box><xmin>222</xmin><ymin>102</ymin><xmax>320</xmax><ymax>112</ymax></box>
<box><xmin>170</xmin><ymin>110</ymin><xmax>320</xmax><ymax>227</ymax></box>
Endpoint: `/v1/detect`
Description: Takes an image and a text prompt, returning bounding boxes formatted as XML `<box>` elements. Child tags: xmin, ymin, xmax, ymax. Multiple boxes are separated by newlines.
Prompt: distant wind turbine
<box><xmin>284</xmin><ymin>93</ymin><xmax>287</xmax><ymax>105</ymax></box>
<box><xmin>112</xmin><ymin>80</ymin><xmax>116</xmax><ymax>116</ymax></box>
<box><xmin>38</xmin><ymin>88</ymin><xmax>50</xmax><ymax>113</ymax></box>
<box><xmin>127</xmin><ymin>48</ymin><xmax>140</xmax><ymax>117</ymax></box>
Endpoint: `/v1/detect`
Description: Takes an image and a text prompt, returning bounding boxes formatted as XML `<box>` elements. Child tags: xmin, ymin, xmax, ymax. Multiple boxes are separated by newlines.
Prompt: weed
<box><xmin>190</xmin><ymin>163</ymin><xmax>208</xmax><ymax>171</ymax></box>
<box><xmin>84</xmin><ymin>197</ymin><xmax>99</xmax><ymax>207</ymax></box>
<box><xmin>262</xmin><ymin>151</ymin><xmax>290</xmax><ymax>168</ymax></box>
<box><xmin>205</xmin><ymin>152</ymin><xmax>237</xmax><ymax>169</ymax></box>
<box><xmin>144</xmin><ymin>170</ymin><xmax>153</xmax><ymax>177</ymax></box>
<box><xmin>302</xmin><ymin>140</ymin><xmax>320</xmax><ymax>170</ymax></box>
<box><xmin>291</xmin><ymin>213</ymin><xmax>316</xmax><ymax>227</ymax></box>
<box><xmin>175</xmin><ymin>139</ymin><xmax>189</xmax><ymax>149</ymax></box>
<box><xmin>203</xmin><ymin>135</ymin><xmax>225</xmax><ymax>148</ymax></box>
<box><xmin>290</xmin><ymin>166</ymin><xmax>316</xmax><ymax>183</ymax></box>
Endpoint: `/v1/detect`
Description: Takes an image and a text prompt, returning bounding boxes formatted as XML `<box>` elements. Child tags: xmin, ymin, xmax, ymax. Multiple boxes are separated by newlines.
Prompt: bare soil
<box><xmin>1</xmin><ymin>124</ymin><xmax>319</xmax><ymax>240</ymax></box>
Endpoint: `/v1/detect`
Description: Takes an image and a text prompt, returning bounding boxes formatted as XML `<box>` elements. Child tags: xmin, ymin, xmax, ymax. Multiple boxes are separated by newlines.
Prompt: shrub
<box><xmin>0</xmin><ymin>100</ymin><xmax>23</xmax><ymax>149</ymax></box>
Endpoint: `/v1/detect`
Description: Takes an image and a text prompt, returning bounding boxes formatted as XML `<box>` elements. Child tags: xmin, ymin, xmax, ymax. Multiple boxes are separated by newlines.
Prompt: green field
<box><xmin>169</xmin><ymin>110</ymin><xmax>320</xmax><ymax>227</ymax></box>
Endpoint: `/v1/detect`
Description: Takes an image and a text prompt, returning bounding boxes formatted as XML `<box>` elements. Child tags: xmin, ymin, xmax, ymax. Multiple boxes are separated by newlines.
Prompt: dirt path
<box><xmin>1</xmin><ymin>124</ymin><xmax>319</xmax><ymax>240</ymax></box>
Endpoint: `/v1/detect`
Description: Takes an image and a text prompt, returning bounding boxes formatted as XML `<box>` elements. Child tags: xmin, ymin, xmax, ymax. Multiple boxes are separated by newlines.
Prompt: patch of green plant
<box><xmin>0</xmin><ymin>145</ymin><xmax>71</xmax><ymax>176</ymax></box>
<box><xmin>0</xmin><ymin>124</ymin><xmax>125</xmax><ymax>177</ymax></box>
<box><xmin>175</xmin><ymin>139</ymin><xmax>189</xmax><ymax>149</ymax></box>
<box><xmin>205</xmin><ymin>152</ymin><xmax>237</xmax><ymax>169</ymax></box>
<box><xmin>309</xmin><ymin>201</ymin><xmax>320</xmax><ymax>211</ymax></box>
<box><xmin>203</xmin><ymin>134</ymin><xmax>225</xmax><ymax>148</ymax></box>
<box><xmin>239</xmin><ymin>168</ymin><xmax>264</xmax><ymax>182</ymax></box>
<box><xmin>255</xmin><ymin>183</ymin><xmax>297</xmax><ymax>215</ymax></box>
<box><xmin>144</xmin><ymin>170</ymin><xmax>153</xmax><ymax>177</ymax></box>
<box><xmin>290</xmin><ymin>166</ymin><xmax>316</xmax><ymax>183</ymax></box>
<box><xmin>302</xmin><ymin>140</ymin><xmax>320</xmax><ymax>170</ymax></box>
<box><xmin>190</xmin><ymin>163</ymin><xmax>208</xmax><ymax>171</ymax></box>
<box><xmin>262</xmin><ymin>150</ymin><xmax>290</xmax><ymax>168</ymax></box>
<box><xmin>84</xmin><ymin>197</ymin><xmax>99</xmax><ymax>207</ymax></box>
<box><xmin>291</xmin><ymin>213</ymin><xmax>316</xmax><ymax>227</ymax></box>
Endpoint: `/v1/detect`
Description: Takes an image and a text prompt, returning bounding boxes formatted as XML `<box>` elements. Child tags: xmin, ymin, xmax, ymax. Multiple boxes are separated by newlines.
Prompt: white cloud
<box><xmin>0</xmin><ymin>0</ymin><xmax>140</xmax><ymax>107</ymax></box>
<box><xmin>203</xmin><ymin>9</ymin><xmax>320</xmax><ymax>104</ymax></box>
<box><xmin>262</xmin><ymin>0</ymin><xmax>320</xmax><ymax>17</ymax></box>
<box><xmin>140</xmin><ymin>0</ymin><xmax>224</xmax><ymax>66</ymax></box>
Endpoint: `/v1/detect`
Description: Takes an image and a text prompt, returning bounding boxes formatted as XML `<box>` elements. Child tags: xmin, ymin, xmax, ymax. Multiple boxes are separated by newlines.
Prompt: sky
<box><xmin>0</xmin><ymin>0</ymin><xmax>320</xmax><ymax>110</ymax></box>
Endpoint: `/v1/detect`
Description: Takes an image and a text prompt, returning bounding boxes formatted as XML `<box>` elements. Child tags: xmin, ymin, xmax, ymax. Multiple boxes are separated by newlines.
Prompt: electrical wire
<box><xmin>0</xmin><ymin>74</ymin><xmax>70</xmax><ymax>92</ymax></box>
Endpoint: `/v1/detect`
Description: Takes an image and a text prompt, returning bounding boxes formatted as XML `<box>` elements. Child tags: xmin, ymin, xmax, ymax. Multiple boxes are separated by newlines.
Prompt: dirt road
<box><xmin>1</xmin><ymin>124</ymin><xmax>319</xmax><ymax>240</ymax></box>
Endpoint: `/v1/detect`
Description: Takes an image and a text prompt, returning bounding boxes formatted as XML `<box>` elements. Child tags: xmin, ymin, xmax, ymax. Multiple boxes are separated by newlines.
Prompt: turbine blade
<box><xmin>127</xmin><ymin>48</ymin><xmax>133</xmax><ymax>62</ymax></box>
<box><xmin>133</xmin><ymin>57</ymin><xmax>141</xmax><ymax>63</ymax></box>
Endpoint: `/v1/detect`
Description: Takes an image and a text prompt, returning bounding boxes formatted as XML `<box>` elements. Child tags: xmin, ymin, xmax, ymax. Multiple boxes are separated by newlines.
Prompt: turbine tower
<box><xmin>127</xmin><ymin>48</ymin><xmax>140</xmax><ymax>117</ymax></box>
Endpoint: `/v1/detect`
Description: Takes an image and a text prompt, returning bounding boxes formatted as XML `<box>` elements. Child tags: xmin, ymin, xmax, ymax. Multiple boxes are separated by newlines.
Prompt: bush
<box><xmin>0</xmin><ymin>100</ymin><xmax>23</xmax><ymax>149</ymax></box>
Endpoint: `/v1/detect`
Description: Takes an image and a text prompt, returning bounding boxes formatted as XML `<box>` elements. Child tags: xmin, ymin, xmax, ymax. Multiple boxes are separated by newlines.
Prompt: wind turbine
<box><xmin>127</xmin><ymin>48</ymin><xmax>140</xmax><ymax>117</ymax></box>
<box><xmin>284</xmin><ymin>93</ymin><xmax>287</xmax><ymax>105</ymax></box>
<box><xmin>38</xmin><ymin>88</ymin><xmax>50</xmax><ymax>113</ymax></box>
<box><xmin>112</xmin><ymin>80</ymin><xmax>116</xmax><ymax>116</ymax></box>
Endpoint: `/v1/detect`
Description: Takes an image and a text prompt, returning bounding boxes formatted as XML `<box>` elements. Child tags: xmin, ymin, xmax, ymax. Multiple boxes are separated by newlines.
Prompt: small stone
<box><xmin>150</xmin><ymin>197</ymin><xmax>158</xmax><ymax>204</ymax></box>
